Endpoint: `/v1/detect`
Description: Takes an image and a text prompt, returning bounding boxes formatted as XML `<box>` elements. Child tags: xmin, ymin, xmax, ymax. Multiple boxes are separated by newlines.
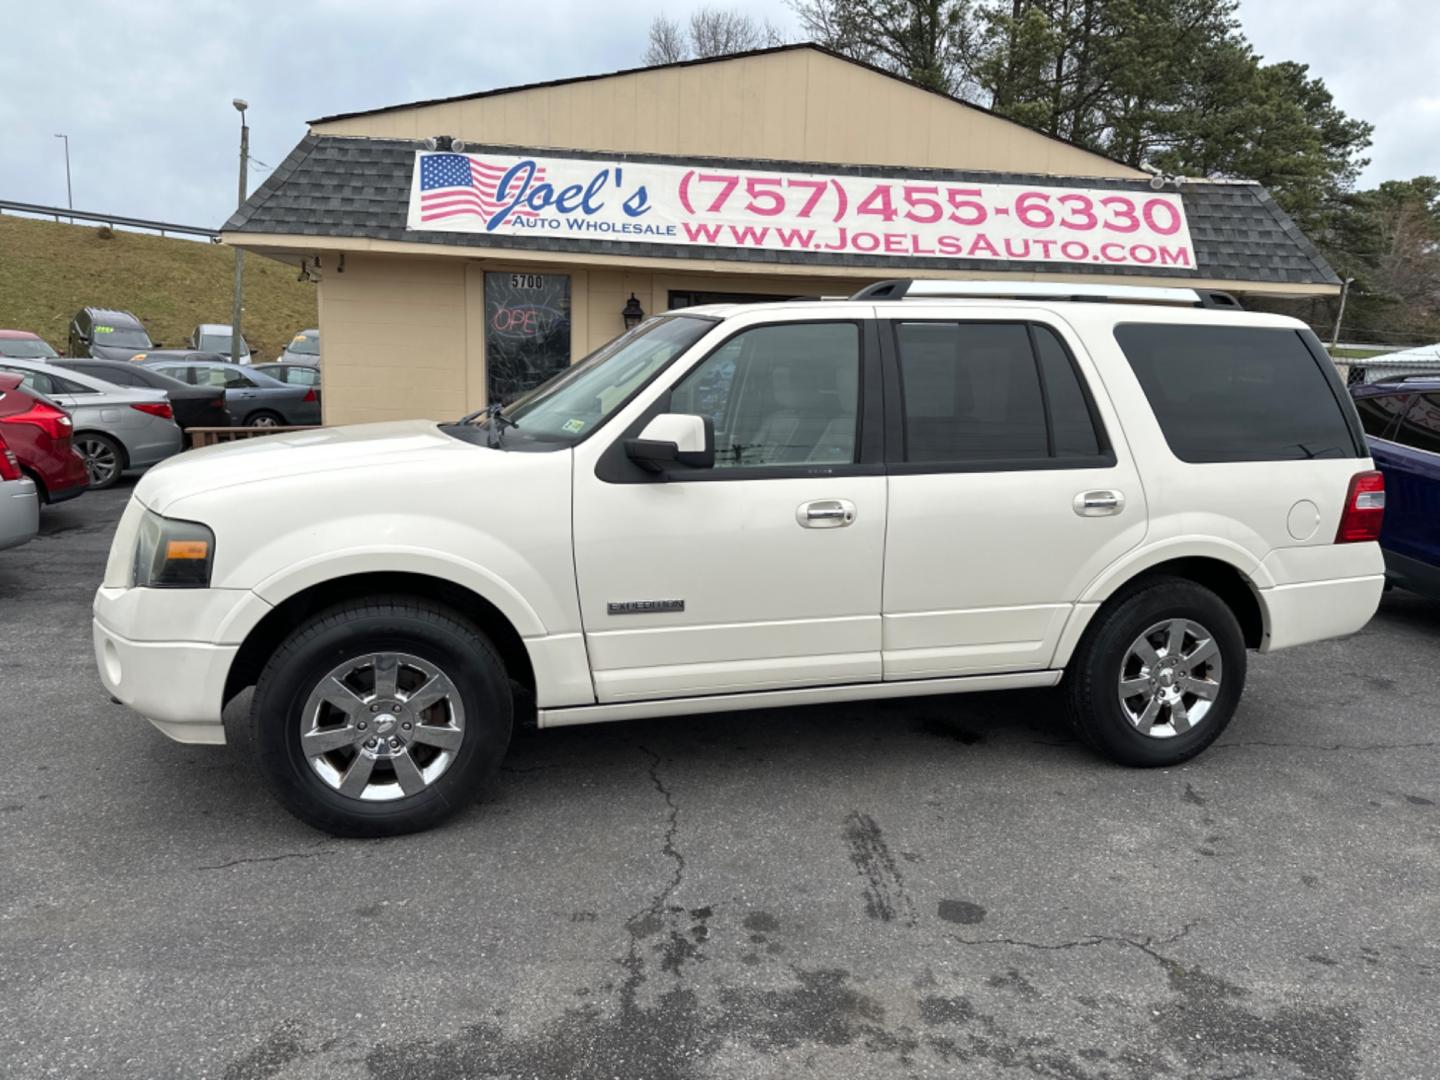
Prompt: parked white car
<box><xmin>94</xmin><ymin>281</ymin><xmax>1386</xmax><ymax>836</ymax></box>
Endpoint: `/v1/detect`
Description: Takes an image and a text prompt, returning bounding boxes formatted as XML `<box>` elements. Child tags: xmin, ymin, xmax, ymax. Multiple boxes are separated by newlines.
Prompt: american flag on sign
<box><xmin>417</xmin><ymin>154</ymin><xmax>546</xmax><ymax>225</ymax></box>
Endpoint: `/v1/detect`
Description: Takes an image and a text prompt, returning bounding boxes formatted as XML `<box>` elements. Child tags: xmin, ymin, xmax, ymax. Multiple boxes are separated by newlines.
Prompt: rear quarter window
<box><xmin>1113</xmin><ymin>324</ymin><xmax>1361</xmax><ymax>463</ymax></box>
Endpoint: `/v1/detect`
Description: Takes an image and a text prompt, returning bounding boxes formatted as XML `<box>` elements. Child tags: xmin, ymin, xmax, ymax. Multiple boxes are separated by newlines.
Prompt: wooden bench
<box><xmin>187</xmin><ymin>425</ymin><xmax>321</xmax><ymax>449</ymax></box>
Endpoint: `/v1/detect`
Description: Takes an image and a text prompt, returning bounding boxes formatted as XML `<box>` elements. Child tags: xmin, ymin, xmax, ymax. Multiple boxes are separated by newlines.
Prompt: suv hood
<box><xmin>135</xmin><ymin>420</ymin><xmax>486</xmax><ymax>513</ymax></box>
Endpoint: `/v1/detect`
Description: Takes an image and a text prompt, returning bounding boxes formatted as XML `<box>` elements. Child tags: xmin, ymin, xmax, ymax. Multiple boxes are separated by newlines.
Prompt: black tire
<box><xmin>1063</xmin><ymin>577</ymin><xmax>1246</xmax><ymax>767</ymax></box>
<box><xmin>74</xmin><ymin>431</ymin><xmax>125</xmax><ymax>489</ymax></box>
<box><xmin>245</xmin><ymin>410</ymin><xmax>284</xmax><ymax>428</ymax></box>
<box><xmin>251</xmin><ymin>597</ymin><xmax>512</xmax><ymax>837</ymax></box>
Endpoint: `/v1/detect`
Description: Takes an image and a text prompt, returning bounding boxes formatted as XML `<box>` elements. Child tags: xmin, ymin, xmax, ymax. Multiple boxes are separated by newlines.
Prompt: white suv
<box><xmin>94</xmin><ymin>280</ymin><xmax>1387</xmax><ymax>836</ymax></box>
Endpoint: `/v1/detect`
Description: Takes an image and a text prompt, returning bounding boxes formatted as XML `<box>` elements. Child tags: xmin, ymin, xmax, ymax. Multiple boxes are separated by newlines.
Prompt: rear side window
<box><xmin>1393</xmin><ymin>393</ymin><xmax>1440</xmax><ymax>454</ymax></box>
<box><xmin>895</xmin><ymin>322</ymin><xmax>1107</xmax><ymax>465</ymax></box>
<box><xmin>1114</xmin><ymin>325</ymin><xmax>1360</xmax><ymax>463</ymax></box>
<box><xmin>1354</xmin><ymin>392</ymin><xmax>1409</xmax><ymax>440</ymax></box>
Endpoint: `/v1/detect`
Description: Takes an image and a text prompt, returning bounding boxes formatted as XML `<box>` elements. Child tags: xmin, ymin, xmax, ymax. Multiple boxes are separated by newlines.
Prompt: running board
<box><xmin>537</xmin><ymin>670</ymin><xmax>1061</xmax><ymax>729</ymax></box>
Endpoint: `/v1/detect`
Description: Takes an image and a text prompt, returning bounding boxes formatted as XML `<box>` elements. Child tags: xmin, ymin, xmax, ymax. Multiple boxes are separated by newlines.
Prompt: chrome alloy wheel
<box><xmin>76</xmin><ymin>436</ymin><xmax>120</xmax><ymax>486</ymax></box>
<box><xmin>1117</xmin><ymin>619</ymin><xmax>1223</xmax><ymax>739</ymax></box>
<box><xmin>300</xmin><ymin>652</ymin><xmax>465</xmax><ymax>801</ymax></box>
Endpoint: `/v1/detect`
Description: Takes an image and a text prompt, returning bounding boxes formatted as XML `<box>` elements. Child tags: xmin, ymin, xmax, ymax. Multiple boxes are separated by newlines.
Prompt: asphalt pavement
<box><xmin>1</xmin><ymin>481</ymin><xmax>1437</xmax><ymax>1080</ymax></box>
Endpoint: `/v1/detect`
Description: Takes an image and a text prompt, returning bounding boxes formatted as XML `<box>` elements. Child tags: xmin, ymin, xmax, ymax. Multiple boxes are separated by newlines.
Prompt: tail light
<box><xmin>0</xmin><ymin>434</ymin><xmax>21</xmax><ymax>482</ymax></box>
<box><xmin>0</xmin><ymin>401</ymin><xmax>73</xmax><ymax>441</ymax></box>
<box><xmin>302</xmin><ymin>388</ymin><xmax>318</xmax><ymax>402</ymax></box>
<box><xmin>209</xmin><ymin>396</ymin><xmax>226</xmax><ymax>408</ymax></box>
<box><xmin>131</xmin><ymin>401</ymin><xmax>174</xmax><ymax>421</ymax></box>
<box><xmin>1335</xmin><ymin>470</ymin><xmax>1385</xmax><ymax>543</ymax></box>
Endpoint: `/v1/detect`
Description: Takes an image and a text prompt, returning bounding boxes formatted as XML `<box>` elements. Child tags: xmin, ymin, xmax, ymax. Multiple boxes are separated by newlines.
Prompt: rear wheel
<box><xmin>1064</xmin><ymin>578</ymin><xmax>1246</xmax><ymax>767</ymax></box>
<box><xmin>74</xmin><ymin>432</ymin><xmax>124</xmax><ymax>489</ymax></box>
<box><xmin>245</xmin><ymin>410</ymin><xmax>283</xmax><ymax>428</ymax></box>
<box><xmin>251</xmin><ymin>598</ymin><xmax>512</xmax><ymax>837</ymax></box>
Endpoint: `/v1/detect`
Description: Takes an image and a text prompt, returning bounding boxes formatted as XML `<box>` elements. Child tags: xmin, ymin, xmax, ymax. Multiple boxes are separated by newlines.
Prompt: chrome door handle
<box><xmin>797</xmin><ymin>499</ymin><xmax>856</xmax><ymax>528</ymax></box>
<box><xmin>1074</xmin><ymin>489</ymin><xmax>1125</xmax><ymax>517</ymax></box>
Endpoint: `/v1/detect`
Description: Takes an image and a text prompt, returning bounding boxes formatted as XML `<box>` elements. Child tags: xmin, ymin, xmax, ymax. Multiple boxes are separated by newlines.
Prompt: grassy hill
<box><xmin>0</xmin><ymin>215</ymin><xmax>316</xmax><ymax>361</ymax></box>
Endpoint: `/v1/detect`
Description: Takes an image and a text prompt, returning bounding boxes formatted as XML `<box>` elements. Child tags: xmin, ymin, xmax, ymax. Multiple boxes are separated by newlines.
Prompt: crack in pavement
<box><xmin>949</xmin><ymin>920</ymin><xmax>1198</xmax><ymax>955</ymax></box>
<box><xmin>1212</xmin><ymin>740</ymin><xmax>1440</xmax><ymax>752</ymax></box>
<box><xmin>639</xmin><ymin>744</ymin><xmax>685</xmax><ymax>917</ymax></box>
<box><xmin>196</xmin><ymin>844</ymin><xmax>336</xmax><ymax>871</ymax></box>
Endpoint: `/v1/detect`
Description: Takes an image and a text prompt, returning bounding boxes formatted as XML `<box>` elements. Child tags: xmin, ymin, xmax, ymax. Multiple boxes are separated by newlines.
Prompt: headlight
<box><xmin>132</xmin><ymin>510</ymin><xmax>215</xmax><ymax>588</ymax></box>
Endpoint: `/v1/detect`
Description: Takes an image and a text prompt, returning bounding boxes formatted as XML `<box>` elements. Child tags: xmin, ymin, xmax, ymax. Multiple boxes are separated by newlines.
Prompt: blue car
<box><xmin>1351</xmin><ymin>377</ymin><xmax>1440</xmax><ymax>599</ymax></box>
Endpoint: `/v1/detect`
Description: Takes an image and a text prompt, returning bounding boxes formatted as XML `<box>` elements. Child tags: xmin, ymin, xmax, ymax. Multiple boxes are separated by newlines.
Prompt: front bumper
<box><xmin>93</xmin><ymin>619</ymin><xmax>237</xmax><ymax>744</ymax></box>
<box><xmin>92</xmin><ymin>584</ymin><xmax>272</xmax><ymax>745</ymax></box>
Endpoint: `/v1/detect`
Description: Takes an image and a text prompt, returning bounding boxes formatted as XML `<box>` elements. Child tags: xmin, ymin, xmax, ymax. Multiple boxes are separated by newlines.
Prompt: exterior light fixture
<box><xmin>622</xmin><ymin>293</ymin><xmax>646</xmax><ymax>329</ymax></box>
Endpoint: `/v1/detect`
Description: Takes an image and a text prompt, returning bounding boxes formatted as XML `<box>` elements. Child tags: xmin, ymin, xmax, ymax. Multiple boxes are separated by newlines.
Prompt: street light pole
<box><xmin>53</xmin><ymin>134</ymin><xmax>72</xmax><ymax>221</ymax></box>
<box><xmin>230</xmin><ymin>100</ymin><xmax>249</xmax><ymax>366</ymax></box>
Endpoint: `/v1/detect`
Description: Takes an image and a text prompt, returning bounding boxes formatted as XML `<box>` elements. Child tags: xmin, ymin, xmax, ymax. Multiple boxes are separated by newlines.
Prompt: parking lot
<box><xmin>1</xmin><ymin>482</ymin><xmax>1436</xmax><ymax>1080</ymax></box>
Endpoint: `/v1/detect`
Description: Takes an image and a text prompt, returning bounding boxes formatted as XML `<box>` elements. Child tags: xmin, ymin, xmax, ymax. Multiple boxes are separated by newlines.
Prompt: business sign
<box><xmin>408</xmin><ymin>151</ymin><xmax>1196</xmax><ymax>271</ymax></box>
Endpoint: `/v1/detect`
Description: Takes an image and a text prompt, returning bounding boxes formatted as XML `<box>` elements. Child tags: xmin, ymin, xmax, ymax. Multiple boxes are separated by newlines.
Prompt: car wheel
<box><xmin>74</xmin><ymin>432</ymin><xmax>125</xmax><ymax>489</ymax></box>
<box><xmin>1064</xmin><ymin>577</ymin><xmax>1246</xmax><ymax>767</ymax></box>
<box><xmin>251</xmin><ymin>598</ymin><xmax>513</xmax><ymax>837</ymax></box>
<box><xmin>246</xmin><ymin>410</ymin><xmax>283</xmax><ymax>428</ymax></box>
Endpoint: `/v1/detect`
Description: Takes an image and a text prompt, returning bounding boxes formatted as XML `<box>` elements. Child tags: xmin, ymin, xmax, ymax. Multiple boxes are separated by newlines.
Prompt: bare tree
<box><xmin>645</xmin><ymin>14</ymin><xmax>691</xmax><ymax>65</ymax></box>
<box><xmin>643</xmin><ymin>6</ymin><xmax>787</xmax><ymax>65</ymax></box>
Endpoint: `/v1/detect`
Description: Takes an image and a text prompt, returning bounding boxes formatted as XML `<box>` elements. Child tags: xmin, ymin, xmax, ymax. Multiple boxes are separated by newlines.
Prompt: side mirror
<box><xmin>625</xmin><ymin>413</ymin><xmax>714</xmax><ymax>474</ymax></box>
<box><xmin>152</xmin><ymin>341</ymin><xmax>164</xmax><ymax>349</ymax></box>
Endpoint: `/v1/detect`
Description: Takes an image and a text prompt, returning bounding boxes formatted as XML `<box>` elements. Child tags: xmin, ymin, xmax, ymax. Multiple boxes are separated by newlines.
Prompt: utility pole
<box><xmin>230</xmin><ymin>99</ymin><xmax>249</xmax><ymax>366</ymax></box>
<box><xmin>53</xmin><ymin>134</ymin><xmax>72</xmax><ymax>221</ymax></box>
<box><xmin>1330</xmin><ymin>277</ymin><xmax>1354</xmax><ymax>349</ymax></box>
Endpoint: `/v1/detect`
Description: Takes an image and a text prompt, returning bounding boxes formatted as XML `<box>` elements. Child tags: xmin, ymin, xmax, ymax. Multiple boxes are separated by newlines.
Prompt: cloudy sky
<box><xmin>2</xmin><ymin>0</ymin><xmax>1436</xmax><ymax>231</ymax></box>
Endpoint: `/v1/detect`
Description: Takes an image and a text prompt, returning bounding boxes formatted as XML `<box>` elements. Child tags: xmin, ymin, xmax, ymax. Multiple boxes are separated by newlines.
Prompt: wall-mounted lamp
<box><xmin>622</xmin><ymin>293</ymin><xmax>646</xmax><ymax>330</ymax></box>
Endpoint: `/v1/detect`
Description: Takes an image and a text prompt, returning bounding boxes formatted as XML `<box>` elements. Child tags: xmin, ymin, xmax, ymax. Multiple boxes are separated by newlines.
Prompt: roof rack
<box><xmin>849</xmin><ymin>279</ymin><xmax>1243</xmax><ymax>309</ymax></box>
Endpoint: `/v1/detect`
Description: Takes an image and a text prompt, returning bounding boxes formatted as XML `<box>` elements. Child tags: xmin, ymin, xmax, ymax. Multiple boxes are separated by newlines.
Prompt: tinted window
<box><xmin>897</xmin><ymin>323</ymin><xmax>1047</xmax><ymax>461</ymax></box>
<box><xmin>1114</xmin><ymin>325</ymin><xmax>1359</xmax><ymax>463</ymax></box>
<box><xmin>82</xmin><ymin>366</ymin><xmax>147</xmax><ymax>388</ymax></box>
<box><xmin>1354</xmin><ymin>392</ymin><xmax>1409</xmax><ymax>440</ymax></box>
<box><xmin>1393</xmin><ymin>393</ymin><xmax>1440</xmax><ymax>454</ymax></box>
<box><xmin>1034</xmin><ymin>326</ymin><xmax>1103</xmax><ymax>457</ymax></box>
<box><xmin>670</xmin><ymin>322</ymin><xmax>860</xmax><ymax>468</ymax></box>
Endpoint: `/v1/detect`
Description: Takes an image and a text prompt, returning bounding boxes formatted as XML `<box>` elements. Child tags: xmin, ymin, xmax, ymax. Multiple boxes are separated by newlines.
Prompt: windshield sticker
<box><xmin>561</xmin><ymin>418</ymin><xmax>586</xmax><ymax>434</ymax></box>
<box><xmin>95</xmin><ymin>326</ymin><xmax>114</xmax><ymax>334</ymax></box>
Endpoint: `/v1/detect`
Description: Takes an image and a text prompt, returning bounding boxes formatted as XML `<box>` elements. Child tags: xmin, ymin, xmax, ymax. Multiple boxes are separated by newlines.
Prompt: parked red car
<box><xmin>0</xmin><ymin>371</ymin><xmax>89</xmax><ymax>503</ymax></box>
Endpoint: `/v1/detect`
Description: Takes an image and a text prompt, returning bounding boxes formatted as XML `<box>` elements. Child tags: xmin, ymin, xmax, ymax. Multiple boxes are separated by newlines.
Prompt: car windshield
<box><xmin>286</xmin><ymin>333</ymin><xmax>319</xmax><ymax>355</ymax></box>
<box><xmin>0</xmin><ymin>338</ymin><xmax>59</xmax><ymax>359</ymax></box>
<box><xmin>92</xmin><ymin>327</ymin><xmax>151</xmax><ymax>349</ymax></box>
<box><xmin>200</xmin><ymin>333</ymin><xmax>249</xmax><ymax>355</ymax></box>
<box><xmin>493</xmin><ymin>316</ymin><xmax>714</xmax><ymax>445</ymax></box>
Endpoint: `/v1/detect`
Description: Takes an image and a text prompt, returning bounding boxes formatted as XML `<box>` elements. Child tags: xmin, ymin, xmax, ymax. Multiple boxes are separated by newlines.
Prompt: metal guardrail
<box><xmin>0</xmin><ymin>199</ymin><xmax>218</xmax><ymax>240</ymax></box>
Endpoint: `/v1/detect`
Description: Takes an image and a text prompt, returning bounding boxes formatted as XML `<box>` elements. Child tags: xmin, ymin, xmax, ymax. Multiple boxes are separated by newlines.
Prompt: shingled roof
<box><xmin>224</xmin><ymin>134</ymin><xmax>1340</xmax><ymax>288</ymax></box>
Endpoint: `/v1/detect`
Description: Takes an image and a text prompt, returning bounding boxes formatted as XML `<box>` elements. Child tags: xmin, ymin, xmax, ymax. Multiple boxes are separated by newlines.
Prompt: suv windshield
<box><xmin>93</xmin><ymin>327</ymin><xmax>151</xmax><ymax>349</ymax></box>
<box><xmin>0</xmin><ymin>338</ymin><xmax>59</xmax><ymax>359</ymax></box>
<box><xmin>489</xmin><ymin>315</ymin><xmax>715</xmax><ymax>445</ymax></box>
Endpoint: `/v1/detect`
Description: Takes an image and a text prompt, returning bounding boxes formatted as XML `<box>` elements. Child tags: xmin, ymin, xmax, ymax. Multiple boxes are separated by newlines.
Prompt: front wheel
<box><xmin>1064</xmin><ymin>578</ymin><xmax>1246</xmax><ymax>767</ymax></box>
<box><xmin>245</xmin><ymin>410</ymin><xmax>283</xmax><ymax>428</ymax></box>
<box><xmin>251</xmin><ymin>598</ymin><xmax>513</xmax><ymax>837</ymax></box>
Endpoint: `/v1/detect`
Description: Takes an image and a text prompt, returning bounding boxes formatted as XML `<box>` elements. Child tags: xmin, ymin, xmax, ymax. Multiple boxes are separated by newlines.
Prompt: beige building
<box><xmin>224</xmin><ymin>45</ymin><xmax>1342</xmax><ymax>426</ymax></box>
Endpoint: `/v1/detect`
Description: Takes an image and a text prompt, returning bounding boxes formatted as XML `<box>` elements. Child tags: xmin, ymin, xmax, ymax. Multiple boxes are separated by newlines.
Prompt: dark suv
<box><xmin>1351</xmin><ymin>376</ymin><xmax>1440</xmax><ymax>599</ymax></box>
<box><xmin>68</xmin><ymin>308</ymin><xmax>157</xmax><ymax>361</ymax></box>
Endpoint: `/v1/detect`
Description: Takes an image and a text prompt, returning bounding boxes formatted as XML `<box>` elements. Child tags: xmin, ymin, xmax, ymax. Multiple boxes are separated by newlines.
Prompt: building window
<box><xmin>484</xmin><ymin>272</ymin><xmax>572</xmax><ymax>404</ymax></box>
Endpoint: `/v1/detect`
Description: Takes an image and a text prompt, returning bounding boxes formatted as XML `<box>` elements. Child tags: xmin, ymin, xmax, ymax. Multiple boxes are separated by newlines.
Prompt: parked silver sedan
<box><xmin>0</xmin><ymin>358</ymin><xmax>184</xmax><ymax>489</ymax></box>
